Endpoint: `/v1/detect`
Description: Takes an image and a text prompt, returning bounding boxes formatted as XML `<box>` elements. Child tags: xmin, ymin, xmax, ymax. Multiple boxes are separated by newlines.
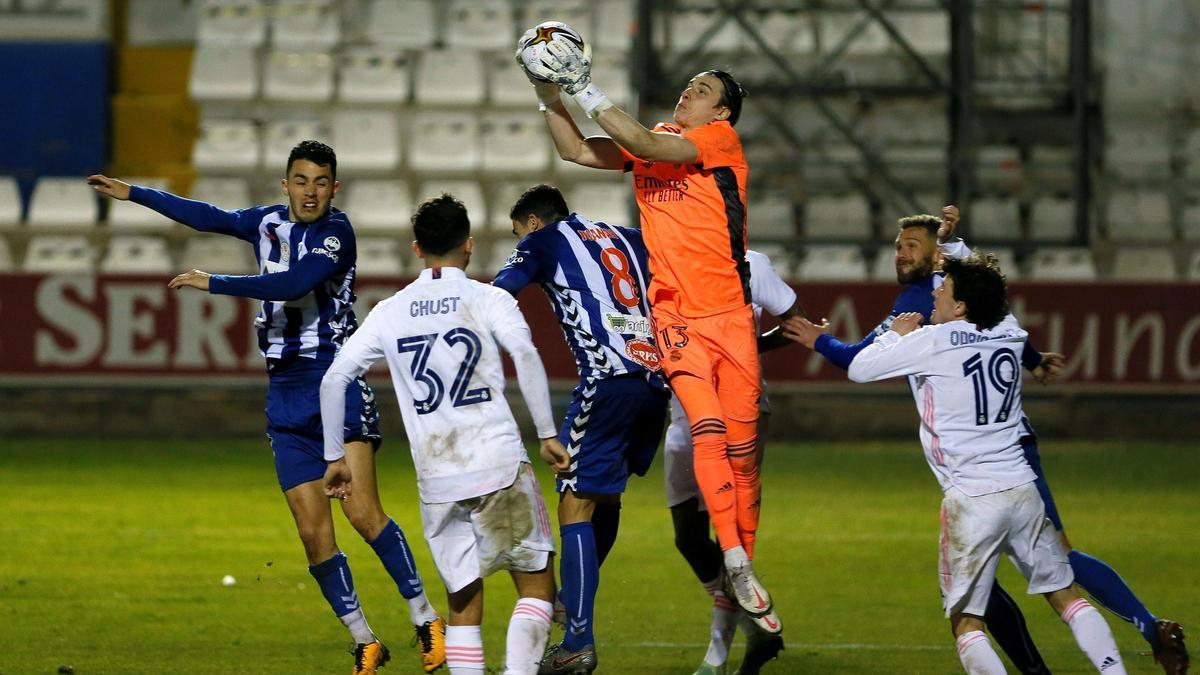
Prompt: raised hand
<box><xmin>544</xmin><ymin>39</ymin><xmax>592</xmax><ymax>95</ymax></box>
<box><xmin>890</xmin><ymin>312</ymin><xmax>924</xmax><ymax>335</ymax></box>
<box><xmin>87</xmin><ymin>175</ymin><xmax>131</xmax><ymax>201</ymax></box>
<box><xmin>780</xmin><ymin>316</ymin><xmax>831</xmax><ymax>349</ymax></box>
<box><xmin>938</xmin><ymin>204</ymin><xmax>960</xmax><ymax>242</ymax></box>
<box><xmin>168</xmin><ymin>269</ymin><xmax>212</xmax><ymax>292</ymax></box>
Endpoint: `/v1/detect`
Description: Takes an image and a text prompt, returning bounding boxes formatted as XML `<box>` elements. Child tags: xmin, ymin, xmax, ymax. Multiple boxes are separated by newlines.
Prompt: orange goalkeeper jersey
<box><xmin>620</xmin><ymin>120</ymin><xmax>751</xmax><ymax>318</ymax></box>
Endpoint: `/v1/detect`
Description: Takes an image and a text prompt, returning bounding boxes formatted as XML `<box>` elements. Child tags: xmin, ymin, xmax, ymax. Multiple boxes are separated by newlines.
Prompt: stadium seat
<box><xmin>101</xmin><ymin>236</ymin><xmax>174</xmax><ymax>274</ymax></box>
<box><xmin>263</xmin><ymin>50</ymin><xmax>335</xmax><ymax>103</ymax></box>
<box><xmin>871</xmin><ymin>243</ymin><xmax>899</xmax><ymax>281</ymax></box>
<box><xmin>592</xmin><ymin>0</ymin><xmax>634</xmax><ymax>52</ymax></box>
<box><xmin>967</xmin><ymin>196</ymin><xmax>1021</xmax><ymax>241</ymax></box>
<box><xmin>875</xmin><ymin>101</ymin><xmax>948</xmax><ymax>145</ymax></box>
<box><xmin>197</xmin><ymin>0</ymin><xmax>267</xmax><ymax>46</ymax></box>
<box><xmin>339</xmin><ymin>47</ymin><xmax>411</xmax><ymax>104</ymax></box>
<box><xmin>332</xmin><ymin>110</ymin><xmax>401</xmax><ymax>173</ymax></box>
<box><xmin>343</xmin><ymin>179</ymin><xmax>413</xmax><ymax>230</ymax></box>
<box><xmin>482</xmin><ymin>114</ymin><xmax>551</xmax><ymax>174</ymax></box>
<box><xmin>109</xmin><ymin>177</ymin><xmax>174</xmax><ymax>231</ymax></box>
<box><xmin>0</xmin><ymin>236</ymin><xmax>11</xmax><ymax>271</ymax></box>
<box><xmin>488</xmin><ymin>50</ymin><xmax>539</xmax><ymax>107</ymax></box>
<box><xmin>796</xmin><ymin>245</ymin><xmax>868</xmax><ymax>280</ymax></box>
<box><xmin>355</xmin><ymin>237</ymin><xmax>406</xmax><ymax>277</ymax></box>
<box><xmin>414</xmin><ymin>49</ymin><xmax>484</xmax><ymax>105</ymax></box>
<box><xmin>189</xmin><ymin>45</ymin><xmax>258</xmax><ymax>101</ymax></box>
<box><xmin>485</xmin><ymin>237</ymin><xmax>520</xmax><ymax>273</ymax></box>
<box><xmin>190</xmin><ymin>177</ymin><xmax>251</xmax><ymax>210</ymax></box>
<box><xmin>877</xmin><ymin>145</ymin><xmax>946</xmax><ymax>191</ymax></box>
<box><xmin>1105</xmin><ymin>189</ymin><xmax>1173</xmax><ymax>242</ymax></box>
<box><xmin>1111</xmin><ymin>247</ymin><xmax>1177</xmax><ymax>281</ymax></box>
<box><xmin>262</xmin><ymin>119</ymin><xmax>329</xmax><ymax>171</ymax></box>
<box><xmin>977</xmin><ymin>146</ymin><xmax>1022</xmax><ymax>192</ymax></box>
<box><xmin>571</xmin><ymin>182</ymin><xmax>633</xmax><ymax>228</ymax></box>
<box><xmin>983</xmin><ymin>246</ymin><xmax>1021</xmax><ymax>281</ymax></box>
<box><xmin>181</xmin><ymin>237</ymin><xmax>257</xmax><ymax>274</ymax></box>
<box><xmin>409</xmin><ymin>113</ymin><xmax>481</xmax><ymax>173</ymax></box>
<box><xmin>0</xmin><ymin>176</ymin><xmax>21</xmax><ymax>227</ymax></box>
<box><xmin>1107</xmin><ymin>126</ymin><xmax>1171</xmax><ymax>182</ymax></box>
<box><xmin>416</xmin><ymin>180</ymin><xmax>486</xmax><ymax>226</ymax></box>
<box><xmin>880</xmin><ymin>191</ymin><xmax>944</xmax><ymax>234</ymax></box>
<box><xmin>1028</xmin><ymin>197</ymin><xmax>1076</xmax><ymax>243</ymax></box>
<box><xmin>271</xmin><ymin>0</ymin><xmax>339</xmax><ymax>49</ymax></box>
<box><xmin>28</xmin><ymin>177</ymin><xmax>98</xmax><ymax>229</ymax></box>
<box><xmin>747</xmin><ymin>193</ymin><xmax>797</xmax><ymax>240</ymax></box>
<box><xmin>1028</xmin><ymin>247</ymin><xmax>1097</xmax><ymax>280</ymax></box>
<box><xmin>364</xmin><ymin>0</ymin><xmax>436</xmax><ymax>48</ymax></box>
<box><xmin>1027</xmin><ymin>146</ymin><xmax>1074</xmax><ymax>192</ymax></box>
<box><xmin>805</xmin><ymin>194</ymin><xmax>871</xmax><ymax>241</ymax></box>
<box><xmin>193</xmin><ymin>119</ymin><xmax>261</xmax><ymax>173</ymax></box>
<box><xmin>747</xmin><ymin>242</ymin><xmax>797</xmax><ymax>281</ymax></box>
<box><xmin>23</xmin><ymin>235</ymin><xmax>95</xmax><ymax>272</ymax></box>
<box><xmin>445</xmin><ymin>0</ymin><xmax>514</xmax><ymax>52</ymax></box>
<box><xmin>489</xmin><ymin>180</ymin><xmax>534</xmax><ymax>231</ymax></box>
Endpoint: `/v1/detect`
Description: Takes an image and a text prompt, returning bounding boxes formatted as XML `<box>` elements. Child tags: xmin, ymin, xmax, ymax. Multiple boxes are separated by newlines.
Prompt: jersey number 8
<box><xmin>599</xmin><ymin>247</ymin><xmax>640</xmax><ymax>308</ymax></box>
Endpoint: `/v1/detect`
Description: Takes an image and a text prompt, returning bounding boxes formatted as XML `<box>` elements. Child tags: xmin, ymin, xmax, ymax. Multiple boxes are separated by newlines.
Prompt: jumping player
<box><xmin>848</xmin><ymin>253</ymin><xmax>1127</xmax><ymax>675</ymax></box>
<box><xmin>321</xmin><ymin>194</ymin><xmax>567</xmax><ymax>675</ymax></box>
<box><xmin>87</xmin><ymin>142</ymin><xmax>444</xmax><ymax>674</ymax></box>
<box><xmin>492</xmin><ymin>184</ymin><xmax>669</xmax><ymax>673</ymax></box>
<box><xmin>524</xmin><ymin>35</ymin><xmax>774</xmax><ymax>622</ymax></box>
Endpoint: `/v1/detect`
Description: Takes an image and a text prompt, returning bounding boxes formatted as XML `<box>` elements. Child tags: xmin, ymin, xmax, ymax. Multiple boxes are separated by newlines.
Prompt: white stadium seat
<box><xmin>181</xmin><ymin>237</ymin><xmax>257</xmax><ymax>274</ymax></box>
<box><xmin>1028</xmin><ymin>197</ymin><xmax>1076</xmax><ymax>243</ymax></box>
<box><xmin>197</xmin><ymin>0</ymin><xmax>267</xmax><ymax>46</ymax></box>
<box><xmin>414</xmin><ymin>49</ymin><xmax>484</xmax><ymax>105</ymax></box>
<box><xmin>872</xmin><ymin>244</ymin><xmax>899</xmax><ymax>281</ymax></box>
<box><xmin>488</xmin><ymin>180</ymin><xmax>537</xmax><ymax>231</ymax></box>
<box><xmin>1105</xmin><ymin>189</ymin><xmax>1172</xmax><ymax>242</ymax></box>
<box><xmin>262</xmin><ymin>119</ymin><xmax>329</xmax><ymax>171</ymax></box>
<box><xmin>485</xmin><ymin>237</ymin><xmax>520</xmax><ymax>274</ymax></box>
<box><xmin>364</xmin><ymin>0</ymin><xmax>436</xmax><ymax>48</ymax></box>
<box><xmin>1107</xmin><ymin>126</ymin><xmax>1171</xmax><ymax>182</ymax></box>
<box><xmin>28</xmin><ymin>177</ymin><xmax>98</xmax><ymax>229</ymax></box>
<box><xmin>1111</xmin><ymin>248</ymin><xmax>1177</xmax><ymax>281</ymax></box>
<box><xmin>416</xmin><ymin>180</ymin><xmax>486</xmax><ymax>226</ymax></box>
<box><xmin>982</xmin><ymin>246</ymin><xmax>1021</xmax><ymax>281</ymax></box>
<box><xmin>444</xmin><ymin>0</ymin><xmax>514</xmax><ymax>52</ymax></box>
<box><xmin>343</xmin><ymin>179</ymin><xmax>413</xmax><ymax>230</ymax></box>
<box><xmin>487</xmin><ymin>50</ymin><xmax>538</xmax><ymax>107</ymax></box>
<box><xmin>0</xmin><ymin>176</ymin><xmax>21</xmax><ymax>227</ymax></box>
<box><xmin>796</xmin><ymin>245</ymin><xmax>868</xmax><ymax>280</ymax></box>
<box><xmin>339</xmin><ymin>47</ymin><xmax>411</xmax><ymax>104</ymax></box>
<box><xmin>592</xmin><ymin>0</ymin><xmax>634</xmax><ymax>52</ymax></box>
<box><xmin>193</xmin><ymin>119</ymin><xmax>261</xmax><ymax>173</ymax></box>
<box><xmin>189</xmin><ymin>45</ymin><xmax>258</xmax><ymax>101</ymax></box>
<box><xmin>101</xmin><ymin>236</ymin><xmax>173</xmax><ymax>274</ymax></box>
<box><xmin>482</xmin><ymin>114</ymin><xmax>551</xmax><ymax>174</ymax></box>
<box><xmin>1028</xmin><ymin>247</ymin><xmax>1097</xmax><ymax>280</ymax></box>
<box><xmin>355</xmin><ymin>237</ymin><xmax>406</xmax><ymax>277</ymax></box>
<box><xmin>109</xmin><ymin>177</ymin><xmax>174</xmax><ymax>231</ymax></box>
<box><xmin>570</xmin><ymin>182</ymin><xmax>633</xmax><ymax>228</ymax></box>
<box><xmin>747</xmin><ymin>243</ymin><xmax>796</xmax><ymax>281</ymax></box>
<box><xmin>968</xmin><ymin>196</ymin><xmax>1021</xmax><ymax>241</ymax></box>
<box><xmin>805</xmin><ymin>194</ymin><xmax>871</xmax><ymax>241</ymax></box>
<box><xmin>23</xmin><ymin>235</ymin><xmax>95</xmax><ymax>272</ymax></box>
<box><xmin>332</xmin><ymin>110</ymin><xmax>401</xmax><ymax>173</ymax></box>
<box><xmin>263</xmin><ymin>50</ymin><xmax>335</xmax><ymax>103</ymax></box>
<box><xmin>977</xmin><ymin>146</ymin><xmax>1022</xmax><ymax>191</ymax></box>
<box><xmin>271</xmin><ymin>0</ymin><xmax>340</xmax><ymax>49</ymax></box>
<box><xmin>190</xmin><ymin>177</ymin><xmax>251</xmax><ymax>210</ymax></box>
<box><xmin>747</xmin><ymin>193</ymin><xmax>796</xmax><ymax>240</ymax></box>
<box><xmin>409</xmin><ymin>113</ymin><xmax>481</xmax><ymax>173</ymax></box>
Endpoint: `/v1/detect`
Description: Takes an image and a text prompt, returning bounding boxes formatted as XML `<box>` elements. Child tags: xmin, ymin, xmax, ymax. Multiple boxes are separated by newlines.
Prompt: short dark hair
<box><xmin>703</xmin><ymin>69</ymin><xmax>746</xmax><ymax>126</ymax></box>
<box><xmin>943</xmin><ymin>253</ymin><xmax>1009</xmax><ymax>330</ymax></box>
<box><xmin>509</xmin><ymin>184</ymin><xmax>569</xmax><ymax>225</ymax></box>
<box><xmin>412</xmin><ymin>193</ymin><xmax>470</xmax><ymax>256</ymax></box>
<box><xmin>897</xmin><ymin>214</ymin><xmax>941</xmax><ymax>236</ymax></box>
<box><xmin>286</xmin><ymin>140</ymin><xmax>337</xmax><ymax>178</ymax></box>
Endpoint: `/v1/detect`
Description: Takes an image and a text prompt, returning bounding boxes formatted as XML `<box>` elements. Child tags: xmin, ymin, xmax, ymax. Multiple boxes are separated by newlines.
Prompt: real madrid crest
<box><xmin>280</xmin><ymin>240</ymin><xmax>291</xmax><ymax>264</ymax></box>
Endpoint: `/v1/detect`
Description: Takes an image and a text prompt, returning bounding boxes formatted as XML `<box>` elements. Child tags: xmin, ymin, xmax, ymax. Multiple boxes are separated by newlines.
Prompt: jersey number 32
<box><xmin>397</xmin><ymin>328</ymin><xmax>492</xmax><ymax>415</ymax></box>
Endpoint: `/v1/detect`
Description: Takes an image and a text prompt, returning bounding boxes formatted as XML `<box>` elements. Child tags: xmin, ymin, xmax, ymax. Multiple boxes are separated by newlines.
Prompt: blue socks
<box><xmin>560</xmin><ymin>522</ymin><xmax>599</xmax><ymax>651</ymax></box>
<box><xmin>368</xmin><ymin>518</ymin><xmax>425</xmax><ymax>599</ymax></box>
<box><xmin>1069</xmin><ymin>549</ymin><xmax>1159</xmax><ymax>647</ymax></box>
<box><xmin>309</xmin><ymin>551</ymin><xmax>360</xmax><ymax>617</ymax></box>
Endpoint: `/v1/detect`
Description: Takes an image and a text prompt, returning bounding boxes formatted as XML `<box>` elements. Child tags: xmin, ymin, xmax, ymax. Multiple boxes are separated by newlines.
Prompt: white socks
<box><xmin>955</xmin><ymin>630</ymin><xmax>1006</xmax><ymax>674</ymax></box>
<box><xmin>339</xmin><ymin>608</ymin><xmax>375</xmax><ymax>645</ymax></box>
<box><xmin>504</xmin><ymin>598</ymin><xmax>553</xmax><ymax>675</ymax></box>
<box><xmin>446</xmin><ymin>624</ymin><xmax>486</xmax><ymax>674</ymax></box>
<box><xmin>408</xmin><ymin>593</ymin><xmax>439</xmax><ymax>626</ymax></box>
<box><xmin>1062</xmin><ymin>599</ymin><xmax>1126</xmax><ymax>674</ymax></box>
<box><xmin>702</xmin><ymin>576</ymin><xmax>738</xmax><ymax>667</ymax></box>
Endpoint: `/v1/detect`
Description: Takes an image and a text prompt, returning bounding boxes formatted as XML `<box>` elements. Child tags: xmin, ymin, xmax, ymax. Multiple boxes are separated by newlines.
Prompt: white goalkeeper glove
<box><xmin>545</xmin><ymin>40</ymin><xmax>613</xmax><ymax>118</ymax></box>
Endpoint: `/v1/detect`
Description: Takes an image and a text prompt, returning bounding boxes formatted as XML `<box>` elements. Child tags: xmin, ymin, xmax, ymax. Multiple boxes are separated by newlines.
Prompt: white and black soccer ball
<box><xmin>516</xmin><ymin>21</ymin><xmax>590</xmax><ymax>83</ymax></box>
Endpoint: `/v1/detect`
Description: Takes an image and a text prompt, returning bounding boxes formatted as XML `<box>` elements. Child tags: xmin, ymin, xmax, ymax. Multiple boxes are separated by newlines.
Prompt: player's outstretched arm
<box><xmin>847</xmin><ymin>314</ymin><xmax>933</xmax><ymax>383</ymax></box>
<box><xmin>488</xmin><ymin>292</ymin><xmax>559</xmax><ymax>442</ymax></box>
<box><xmin>1032</xmin><ymin>351</ymin><xmax>1066</xmax><ymax>385</ymax></box>
<box><xmin>534</xmin><ymin>83</ymin><xmax>625</xmax><ymax>169</ymax></box>
<box><xmin>88</xmin><ymin>175</ymin><xmax>245</xmax><ymax>236</ymax></box>
<box><xmin>319</xmin><ymin>324</ymin><xmax>384</xmax><ymax>463</ymax></box>
<box><xmin>87</xmin><ymin>174</ymin><xmax>131</xmax><ymax>200</ymax></box>
<box><xmin>167</xmin><ymin>269</ymin><xmax>211</xmax><ymax>292</ymax></box>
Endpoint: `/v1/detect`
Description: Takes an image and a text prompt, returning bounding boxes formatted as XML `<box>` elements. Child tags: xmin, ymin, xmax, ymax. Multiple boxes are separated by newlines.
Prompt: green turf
<box><xmin>1</xmin><ymin>437</ymin><xmax>1196</xmax><ymax>674</ymax></box>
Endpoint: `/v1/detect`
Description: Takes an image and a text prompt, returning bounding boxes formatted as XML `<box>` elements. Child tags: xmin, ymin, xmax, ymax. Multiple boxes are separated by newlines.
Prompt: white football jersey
<box><xmin>323</xmin><ymin>266</ymin><xmax>557</xmax><ymax>504</ymax></box>
<box><xmin>848</xmin><ymin>315</ymin><xmax>1037</xmax><ymax>497</ymax></box>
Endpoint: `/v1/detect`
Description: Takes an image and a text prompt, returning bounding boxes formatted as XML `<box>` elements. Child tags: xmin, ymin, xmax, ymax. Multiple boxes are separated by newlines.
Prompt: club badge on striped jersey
<box><xmin>625</xmin><ymin>338</ymin><xmax>660</xmax><ymax>371</ymax></box>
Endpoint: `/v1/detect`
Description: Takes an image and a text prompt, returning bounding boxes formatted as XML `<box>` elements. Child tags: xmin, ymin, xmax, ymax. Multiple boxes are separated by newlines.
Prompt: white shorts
<box><xmin>663</xmin><ymin>397</ymin><xmax>770</xmax><ymax>509</ymax></box>
<box><xmin>939</xmin><ymin>482</ymin><xmax>1074</xmax><ymax>618</ymax></box>
<box><xmin>420</xmin><ymin>463</ymin><xmax>555</xmax><ymax>594</ymax></box>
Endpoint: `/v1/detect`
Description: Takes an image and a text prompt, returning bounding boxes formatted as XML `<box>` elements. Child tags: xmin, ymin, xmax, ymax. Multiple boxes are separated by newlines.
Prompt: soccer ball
<box><xmin>517</xmin><ymin>21</ymin><xmax>590</xmax><ymax>84</ymax></box>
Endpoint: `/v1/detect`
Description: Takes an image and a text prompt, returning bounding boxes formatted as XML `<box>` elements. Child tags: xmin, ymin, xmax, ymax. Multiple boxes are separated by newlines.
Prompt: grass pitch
<box><xmin>1</xmin><ymin>436</ymin><xmax>1196</xmax><ymax>674</ymax></box>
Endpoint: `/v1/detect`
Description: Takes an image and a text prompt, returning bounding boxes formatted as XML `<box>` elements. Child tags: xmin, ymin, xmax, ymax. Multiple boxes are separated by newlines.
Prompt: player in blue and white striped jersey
<box><xmin>493</xmin><ymin>184</ymin><xmax>669</xmax><ymax>672</ymax></box>
<box><xmin>87</xmin><ymin>141</ymin><xmax>446</xmax><ymax>674</ymax></box>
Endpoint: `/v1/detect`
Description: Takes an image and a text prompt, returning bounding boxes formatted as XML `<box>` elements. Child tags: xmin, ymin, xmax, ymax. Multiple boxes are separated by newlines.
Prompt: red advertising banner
<box><xmin>2</xmin><ymin>274</ymin><xmax>1198</xmax><ymax>388</ymax></box>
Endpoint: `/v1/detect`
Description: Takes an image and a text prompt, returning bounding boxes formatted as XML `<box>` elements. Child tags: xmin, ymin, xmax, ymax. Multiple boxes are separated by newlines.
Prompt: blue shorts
<box><xmin>1021</xmin><ymin>436</ymin><xmax>1064</xmax><ymax>531</ymax></box>
<box><xmin>266</xmin><ymin>370</ymin><xmax>381</xmax><ymax>492</ymax></box>
<box><xmin>556</xmin><ymin>374</ymin><xmax>669</xmax><ymax>495</ymax></box>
